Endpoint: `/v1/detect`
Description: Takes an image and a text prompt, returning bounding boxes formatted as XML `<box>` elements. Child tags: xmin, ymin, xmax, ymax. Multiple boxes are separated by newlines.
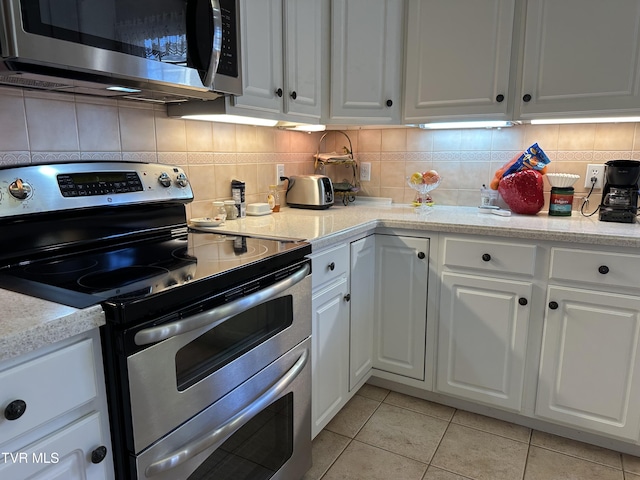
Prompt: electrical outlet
<box><xmin>584</xmin><ymin>164</ymin><xmax>605</xmax><ymax>188</ymax></box>
<box><xmin>360</xmin><ymin>162</ymin><xmax>371</xmax><ymax>181</ymax></box>
<box><xmin>276</xmin><ymin>164</ymin><xmax>285</xmax><ymax>184</ymax></box>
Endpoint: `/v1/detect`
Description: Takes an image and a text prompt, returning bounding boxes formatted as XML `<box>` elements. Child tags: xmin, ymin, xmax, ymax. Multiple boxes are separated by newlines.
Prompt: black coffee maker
<box><xmin>599</xmin><ymin>160</ymin><xmax>640</xmax><ymax>223</ymax></box>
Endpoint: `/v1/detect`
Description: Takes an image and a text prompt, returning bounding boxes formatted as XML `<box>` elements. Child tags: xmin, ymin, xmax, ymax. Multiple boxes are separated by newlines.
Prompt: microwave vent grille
<box><xmin>0</xmin><ymin>75</ymin><xmax>73</xmax><ymax>90</ymax></box>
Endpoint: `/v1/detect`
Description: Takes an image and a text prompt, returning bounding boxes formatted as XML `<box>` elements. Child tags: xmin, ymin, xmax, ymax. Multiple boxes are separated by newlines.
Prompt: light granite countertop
<box><xmin>3</xmin><ymin>202</ymin><xmax>639</xmax><ymax>363</ymax></box>
<box><xmin>190</xmin><ymin>203</ymin><xmax>640</xmax><ymax>250</ymax></box>
<box><xmin>0</xmin><ymin>289</ymin><xmax>104</xmax><ymax>362</ymax></box>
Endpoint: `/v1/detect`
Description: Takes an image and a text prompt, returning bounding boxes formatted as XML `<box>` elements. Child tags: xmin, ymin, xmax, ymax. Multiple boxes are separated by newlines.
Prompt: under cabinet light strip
<box><xmin>418</xmin><ymin>121</ymin><xmax>513</xmax><ymax>130</ymax></box>
<box><xmin>531</xmin><ymin>117</ymin><xmax>640</xmax><ymax>125</ymax></box>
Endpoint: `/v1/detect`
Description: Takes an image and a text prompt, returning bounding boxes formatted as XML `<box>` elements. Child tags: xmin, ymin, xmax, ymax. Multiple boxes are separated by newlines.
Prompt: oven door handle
<box><xmin>134</xmin><ymin>262</ymin><xmax>310</xmax><ymax>346</ymax></box>
<box><xmin>144</xmin><ymin>347</ymin><xmax>309</xmax><ymax>478</ymax></box>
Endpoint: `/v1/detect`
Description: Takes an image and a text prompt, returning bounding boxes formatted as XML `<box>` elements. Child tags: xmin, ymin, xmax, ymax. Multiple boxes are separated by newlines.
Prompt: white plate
<box><xmin>190</xmin><ymin>217</ymin><xmax>224</xmax><ymax>227</ymax></box>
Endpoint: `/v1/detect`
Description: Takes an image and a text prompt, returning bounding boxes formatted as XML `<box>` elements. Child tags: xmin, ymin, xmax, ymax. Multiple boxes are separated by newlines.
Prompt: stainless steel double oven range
<box><xmin>0</xmin><ymin>162</ymin><xmax>312</xmax><ymax>480</ymax></box>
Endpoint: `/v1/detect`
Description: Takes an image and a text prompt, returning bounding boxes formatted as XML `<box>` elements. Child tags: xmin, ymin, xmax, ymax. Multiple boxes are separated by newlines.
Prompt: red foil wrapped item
<box><xmin>498</xmin><ymin>170</ymin><xmax>545</xmax><ymax>215</ymax></box>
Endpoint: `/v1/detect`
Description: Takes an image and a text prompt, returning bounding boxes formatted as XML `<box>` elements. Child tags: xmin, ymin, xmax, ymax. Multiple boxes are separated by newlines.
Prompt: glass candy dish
<box><xmin>407</xmin><ymin>176</ymin><xmax>442</xmax><ymax>213</ymax></box>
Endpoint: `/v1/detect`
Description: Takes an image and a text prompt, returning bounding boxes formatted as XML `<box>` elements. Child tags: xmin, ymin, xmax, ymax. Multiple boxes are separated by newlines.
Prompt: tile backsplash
<box><xmin>3</xmin><ymin>86</ymin><xmax>640</xmax><ymax>216</ymax></box>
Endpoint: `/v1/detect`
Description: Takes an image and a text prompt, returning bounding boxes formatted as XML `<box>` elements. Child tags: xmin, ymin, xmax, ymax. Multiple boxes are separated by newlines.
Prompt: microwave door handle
<box><xmin>186</xmin><ymin>0</ymin><xmax>222</xmax><ymax>88</ymax></box>
<box><xmin>134</xmin><ymin>262</ymin><xmax>310</xmax><ymax>346</ymax></box>
<box><xmin>144</xmin><ymin>347</ymin><xmax>308</xmax><ymax>478</ymax></box>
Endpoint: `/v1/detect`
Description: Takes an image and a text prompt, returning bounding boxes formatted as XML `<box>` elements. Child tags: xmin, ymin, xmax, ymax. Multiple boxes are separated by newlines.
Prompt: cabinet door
<box><xmin>329</xmin><ymin>0</ymin><xmax>404</xmax><ymax>124</ymax></box>
<box><xmin>536</xmin><ymin>286</ymin><xmax>640</xmax><ymax>441</ymax></box>
<box><xmin>283</xmin><ymin>0</ymin><xmax>322</xmax><ymax>120</ymax></box>
<box><xmin>349</xmin><ymin>235</ymin><xmax>375</xmax><ymax>390</ymax></box>
<box><xmin>437</xmin><ymin>272</ymin><xmax>531</xmax><ymax>412</ymax></box>
<box><xmin>0</xmin><ymin>412</ymin><xmax>110</xmax><ymax>480</ymax></box>
<box><xmin>373</xmin><ymin>235</ymin><xmax>429</xmax><ymax>380</ymax></box>
<box><xmin>404</xmin><ymin>0</ymin><xmax>516</xmax><ymax>123</ymax></box>
<box><xmin>519</xmin><ymin>0</ymin><xmax>640</xmax><ymax>118</ymax></box>
<box><xmin>311</xmin><ymin>278</ymin><xmax>350</xmax><ymax>438</ymax></box>
<box><xmin>230</xmin><ymin>0</ymin><xmax>284</xmax><ymax>115</ymax></box>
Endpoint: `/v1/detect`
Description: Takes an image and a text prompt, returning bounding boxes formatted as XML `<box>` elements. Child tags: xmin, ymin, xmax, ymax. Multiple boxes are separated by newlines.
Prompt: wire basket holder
<box><xmin>314</xmin><ymin>130</ymin><xmax>359</xmax><ymax>205</ymax></box>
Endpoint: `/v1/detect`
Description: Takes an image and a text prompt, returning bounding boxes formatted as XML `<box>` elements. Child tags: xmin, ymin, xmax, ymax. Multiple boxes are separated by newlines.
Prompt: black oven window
<box><xmin>175</xmin><ymin>296</ymin><xmax>293</xmax><ymax>391</ymax></box>
<box><xmin>187</xmin><ymin>393</ymin><xmax>294</xmax><ymax>480</ymax></box>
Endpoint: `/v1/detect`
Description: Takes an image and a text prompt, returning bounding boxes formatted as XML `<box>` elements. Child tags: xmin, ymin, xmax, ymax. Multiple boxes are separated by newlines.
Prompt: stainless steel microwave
<box><xmin>0</xmin><ymin>0</ymin><xmax>242</xmax><ymax>102</ymax></box>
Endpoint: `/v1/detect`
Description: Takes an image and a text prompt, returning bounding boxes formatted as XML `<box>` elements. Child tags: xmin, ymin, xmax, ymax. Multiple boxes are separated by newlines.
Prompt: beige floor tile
<box><xmin>358</xmin><ymin>383</ymin><xmax>390</xmax><ymax>402</ymax></box>
<box><xmin>431</xmin><ymin>424</ymin><xmax>528</xmax><ymax>480</ymax></box>
<box><xmin>322</xmin><ymin>440</ymin><xmax>427</xmax><ymax>480</ymax></box>
<box><xmin>422</xmin><ymin>466</ymin><xmax>473</xmax><ymax>479</ymax></box>
<box><xmin>531</xmin><ymin>430</ymin><xmax>622</xmax><ymax>469</ymax></box>
<box><xmin>524</xmin><ymin>446</ymin><xmax>624</xmax><ymax>480</ymax></box>
<box><xmin>452</xmin><ymin>410</ymin><xmax>531</xmax><ymax>443</ymax></box>
<box><xmin>626</xmin><ymin>473</ymin><xmax>640</xmax><ymax>480</ymax></box>
<box><xmin>324</xmin><ymin>394</ymin><xmax>380</xmax><ymax>438</ymax></box>
<box><xmin>355</xmin><ymin>403</ymin><xmax>449</xmax><ymax>463</ymax></box>
<box><xmin>383</xmin><ymin>391</ymin><xmax>456</xmax><ymax>421</ymax></box>
<box><xmin>623</xmin><ymin>454</ymin><xmax>640</xmax><ymax>475</ymax></box>
<box><xmin>302</xmin><ymin>430</ymin><xmax>350</xmax><ymax>480</ymax></box>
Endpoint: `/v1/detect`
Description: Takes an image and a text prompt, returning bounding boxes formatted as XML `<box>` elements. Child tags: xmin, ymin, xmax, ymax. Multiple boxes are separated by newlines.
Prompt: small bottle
<box><xmin>267</xmin><ymin>185</ymin><xmax>280</xmax><ymax>212</ymax></box>
<box><xmin>212</xmin><ymin>201</ymin><xmax>226</xmax><ymax>222</ymax></box>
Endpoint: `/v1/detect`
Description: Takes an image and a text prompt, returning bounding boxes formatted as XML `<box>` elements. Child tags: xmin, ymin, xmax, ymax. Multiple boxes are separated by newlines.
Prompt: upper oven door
<box><xmin>126</xmin><ymin>261</ymin><xmax>311</xmax><ymax>454</ymax></box>
<box><xmin>0</xmin><ymin>0</ymin><xmax>241</xmax><ymax>94</ymax></box>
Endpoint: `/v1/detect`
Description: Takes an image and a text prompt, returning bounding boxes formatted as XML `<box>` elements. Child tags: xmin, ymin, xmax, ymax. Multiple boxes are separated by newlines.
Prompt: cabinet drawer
<box><xmin>443</xmin><ymin>237</ymin><xmax>537</xmax><ymax>276</ymax></box>
<box><xmin>0</xmin><ymin>339</ymin><xmax>97</xmax><ymax>445</ymax></box>
<box><xmin>310</xmin><ymin>243</ymin><xmax>349</xmax><ymax>289</ymax></box>
<box><xmin>550</xmin><ymin>247</ymin><xmax>640</xmax><ymax>290</ymax></box>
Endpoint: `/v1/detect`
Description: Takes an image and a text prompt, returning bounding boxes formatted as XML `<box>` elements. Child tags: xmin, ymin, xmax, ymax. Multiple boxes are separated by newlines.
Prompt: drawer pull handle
<box><xmin>4</xmin><ymin>399</ymin><xmax>26</xmax><ymax>420</ymax></box>
<box><xmin>523</xmin><ymin>94</ymin><xmax>532</xmax><ymax>102</ymax></box>
<box><xmin>417</xmin><ymin>251</ymin><xmax>426</xmax><ymax>259</ymax></box>
<box><xmin>518</xmin><ymin>297</ymin><xmax>528</xmax><ymax>306</ymax></box>
<box><xmin>91</xmin><ymin>446</ymin><xmax>108</xmax><ymax>464</ymax></box>
<box><xmin>386</xmin><ymin>99</ymin><xmax>393</xmax><ymax>107</ymax></box>
<box><xmin>598</xmin><ymin>265</ymin><xmax>609</xmax><ymax>274</ymax></box>
<box><xmin>275</xmin><ymin>87</ymin><xmax>283</xmax><ymax>98</ymax></box>
<box><xmin>496</xmin><ymin>94</ymin><xmax>505</xmax><ymax>102</ymax></box>
<box><xmin>482</xmin><ymin>253</ymin><xmax>491</xmax><ymax>262</ymax></box>
<box><xmin>344</xmin><ymin>293</ymin><xmax>351</xmax><ymax>302</ymax></box>
<box><xmin>290</xmin><ymin>91</ymin><xmax>297</xmax><ymax>100</ymax></box>
<box><xmin>549</xmin><ymin>301</ymin><xmax>559</xmax><ymax>310</ymax></box>
<box><xmin>328</xmin><ymin>262</ymin><xmax>335</xmax><ymax>271</ymax></box>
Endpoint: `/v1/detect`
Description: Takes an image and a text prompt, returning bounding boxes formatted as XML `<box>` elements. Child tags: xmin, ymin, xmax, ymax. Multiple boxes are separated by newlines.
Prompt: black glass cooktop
<box><xmin>0</xmin><ymin>232</ymin><xmax>310</xmax><ymax>312</ymax></box>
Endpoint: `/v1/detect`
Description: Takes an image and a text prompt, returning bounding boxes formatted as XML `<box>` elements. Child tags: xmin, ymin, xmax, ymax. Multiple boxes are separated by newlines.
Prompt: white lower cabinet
<box><xmin>373</xmin><ymin>234</ymin><xmax>429</xmax><ymax>380</ymax></box>
<box><xmin>436</xmin><ymin>272</ymin><xmax>532</xmax><ymax>411</ymax></box>
<box><xmin>0</xmin><ymin>329</ymin><xmax>113</xmax><ymax>480</ymax></box>
<box><xmin>349</xmin><ymin>235</ymin><xmax>375</xmax><ymax>390</ymax></box>
<box><xmin>536</xmin><ymin>285</ymin><xmax>640</xmax><ymax>441</ymax></box>
<box><xmin>311</xmin><ymin>275</ymin><xmax>350</xmax><ymax>438</ymax></box>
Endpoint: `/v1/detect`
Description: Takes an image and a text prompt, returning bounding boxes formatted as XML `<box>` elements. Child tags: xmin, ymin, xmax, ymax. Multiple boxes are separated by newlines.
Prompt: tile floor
<box><xmin>303</xmin><ymin>384</ymin><xmax>640</xmax><ymax>480</ymax></box>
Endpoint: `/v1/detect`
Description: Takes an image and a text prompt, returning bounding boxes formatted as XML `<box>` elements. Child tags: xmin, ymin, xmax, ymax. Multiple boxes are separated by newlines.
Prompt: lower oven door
<box><xmin>126</xmin><ymin>262</ymin><xmax>311</xmax><ymax>453</ymax></box>
<box><xmin>135</xmin><ymin>337</ymin><xmax>311</xmax><ymax>480</ymax></box>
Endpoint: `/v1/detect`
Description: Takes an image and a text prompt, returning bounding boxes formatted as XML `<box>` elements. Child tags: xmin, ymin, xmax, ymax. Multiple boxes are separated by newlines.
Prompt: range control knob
<box><xmin>8</xmin><ymin>179</ymin><xmax>32</xmax><ymax>200</ymax></box>
<box><xmin>158</xmin><ymin>172</ymin><xmax>172</xmax><ymax>187</ymax></box>
<box><xmin>176</xmin><ymin>173</ymin><xmax>189</xmax><ymax>187</ymax></box>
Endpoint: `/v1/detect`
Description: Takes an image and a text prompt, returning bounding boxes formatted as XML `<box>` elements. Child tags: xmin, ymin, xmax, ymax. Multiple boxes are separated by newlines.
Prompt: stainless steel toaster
<box><xmin>283</xmin><ymin>175</ymin><xmax>334</xmax><ymax>209</ymax></box>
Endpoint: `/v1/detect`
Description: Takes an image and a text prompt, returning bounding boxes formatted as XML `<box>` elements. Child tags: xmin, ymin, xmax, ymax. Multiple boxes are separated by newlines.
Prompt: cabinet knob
<box><xmin>482</xmin><ymin>253</ymin><xmax>491</xmax><ymax>262</ymax></box>
<box><xmin>549</xmin><ymin>301</ymin><xmax>559</xmax><ymax>310</ymax></box>
<box><xmin>386</xmin><ymin>99</ymin><xmax>393</xmax><ymax>107</ymax></box>
<box><xmin>290</xmin><ymin>91</ymin><xmax>297</xmax><ymax>100</ymax></box>
<box><xmin>417</xmin><ymin>251</ymin><xmax>426</xmax><ymax>259</ymax></box>
<box><xmin>328</xmin><ymin>262</ymin><xmax>335</xmax><ymax>271</ymax></box>
<box><xmin>91</xmin><ymin>446</ymin><xmax>108</xmax><ymax>464</ymax></box>
<box><xmin>522</xmin><ymin>94</ymin><xmax>532</xmax><ymax>102</ymax></box>
<box><xmin>344</xmin><ymin>293</ymin><xmax>351</xmax><ymax>302</ymax></box>
<box><xmin>4</xmin><ymin>399</ymin><xmax>27</xmax><ymax>420</ymax></box>
<box><xmin>275</xmin><ymin>88</ymin><xmax>283</xmax><ymax>98</ymax></box>
<box><xmin>518</xmin><ymin>297</ymin><xmax>528</xmax><ymax>306</ymax></box>
<box><xmin>496</xmin><ymin>94</ymin><xmax>505</xmax><ymax>102</ymax></box>
<box><xmin>598</xmin><ymin>265</ymin><xmax>609</xmax><ymax>274</ymax></box>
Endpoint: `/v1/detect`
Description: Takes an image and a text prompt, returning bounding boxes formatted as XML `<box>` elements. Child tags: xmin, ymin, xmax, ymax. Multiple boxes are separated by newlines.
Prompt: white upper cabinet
<box><xmin>327</xmin><ymin>0</ymin><xmax>404</xmax><ymax>124</ymax></box>
<box><xmin>517</xmin><ymin>0</ymin><xmax>640</xmax><ymax>118</ymax></box>
<box><xmin>403</xmin><ymin>0</ymin><xmax>516</xmax><ymax>123</ymax></box>
<box><xmin>228</xmin><ymin>0</ymin><xmax>322</xmax><ymax>123</ymax></box>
